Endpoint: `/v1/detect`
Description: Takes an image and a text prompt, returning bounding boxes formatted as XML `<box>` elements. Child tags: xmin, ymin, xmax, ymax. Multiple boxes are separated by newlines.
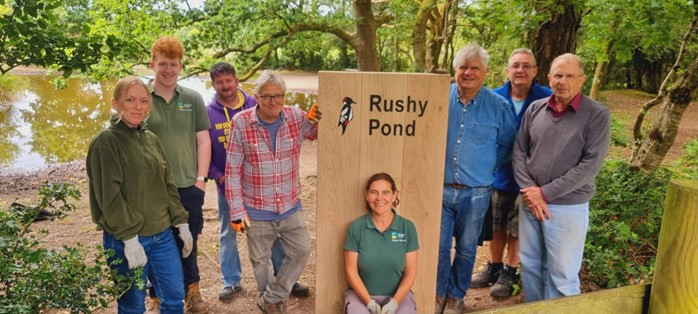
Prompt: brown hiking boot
<box><xmin>145</xmin><ymin>297</ymin><xmax>160</xmax><ymax>314</ymax></box>
<box><xmin>443</xmin><ymin>297</ymin><xmax>465</xmax><ymax>314</ymax></box>
<box><xmin>257</xmin><ymin>295</ymin><xmax>286</xmax><ymax>314</ymax></box>
<box><xmin>434</xmin><ymin>295</ymin><xmax>446</xmax><ymax>314</ymax></box>
<box><xmin>185</xmin><ymin>282</ymin><xmax>210</xmax><ymax>313</ymax></box>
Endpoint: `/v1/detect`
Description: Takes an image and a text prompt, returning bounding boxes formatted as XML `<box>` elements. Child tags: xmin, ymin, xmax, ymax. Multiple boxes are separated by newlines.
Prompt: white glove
<box><xmin>177</xmin><ymin>224</ymin><xmax>193</xmax><ymax>258</ymax></box>
<box><xmin>381</xmin><ymin>298</ymin><xmax>398</xmax><ymax>314</ymax></box>
<box><xmin>123</xmin><ymin>236</ymin><xmax>147</xmax><ymax>269</ymax></box>
<box><xmin>367</xmin><ymin>299</ymin><xmax>381</xmax><ymax>314</ymax></box>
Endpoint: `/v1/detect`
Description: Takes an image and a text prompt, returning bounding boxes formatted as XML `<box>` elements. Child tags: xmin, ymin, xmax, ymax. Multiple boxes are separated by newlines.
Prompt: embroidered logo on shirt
<box><xmin>178</xmin><ymin>102</ymin><xmax>193</xmax><ymax>112</ymax></box>
<box><xmin>391</xmin><ymin>231</ymin><xmax>406</xmax><ymax>243</ymax></box>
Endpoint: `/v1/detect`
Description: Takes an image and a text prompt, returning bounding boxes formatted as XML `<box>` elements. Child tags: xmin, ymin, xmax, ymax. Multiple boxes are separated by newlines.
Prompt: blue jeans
<box><xmin>271</xmin><ymin>238</ymin><xmax>285</xmax><ymax>276</ymax></box>
<box><xmin>218</xmin><ymin>192</ymin><xmax>242</xmax><ymax>287</ymax></box>
<box><xmin>104</xmin><ymin>229</ymin><xmax>184</xmax><ymax>314</ymax></box>
<box><xmin>436</xmin><ymin>185</ymin><xmax>492</xmax><ymax>299</ymax></box>
<box><xmin>519</xmin><ymin>202</ymin><xmax>589</xmax><ymax>302</ymax></box>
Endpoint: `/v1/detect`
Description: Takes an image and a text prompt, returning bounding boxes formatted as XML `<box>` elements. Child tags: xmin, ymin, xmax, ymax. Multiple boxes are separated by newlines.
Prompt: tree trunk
<box><xmin>412</xmin><ymin>0</ymin><xmax>436</xmax><ymax>72</ymax></box>
<box><xmin>631</xmin><ymin>2</ymin><xmax>698</xmax><ymax>169</ymax></box>
<box><xmin>441</xmin><ymin>1</ymin><xmax>458</xmax><ymax>71</ymax></box>
<box><xmin>353</xmin><ymin>0</ymin><xmax>380</xmax><ymax>71</ymax></box>
<box><xmin>528</xmin><ymin>0</ymin><xmax>582</xmax><ymax>86</ymax></box>
<box><xmin>629</xmin><ymin>53</ymin><xmax>698</xmax><ymax>173</ymax></box>
<box><xmin>589</xmin><ymin>60</ymin><xmax>608</xmax><ymax>101</ymax></box>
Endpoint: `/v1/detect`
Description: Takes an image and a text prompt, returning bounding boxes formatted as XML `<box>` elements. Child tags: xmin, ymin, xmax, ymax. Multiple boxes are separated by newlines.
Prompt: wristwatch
<box><xmin>196</xmin><ymin>176</ymin><xmax>209</xmax><ymax>183</ymax></box>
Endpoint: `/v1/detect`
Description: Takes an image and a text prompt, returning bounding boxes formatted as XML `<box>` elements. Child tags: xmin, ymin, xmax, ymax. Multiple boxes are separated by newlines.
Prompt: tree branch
<box><xmin>211</xmin><ymin>22</ymin><xmax>356</xmax><ymax>60</ymax></box>
<box><xmin>632</xmin><ymin>1</ymin><xmax>698</xmax><ymax>146</ymax></box>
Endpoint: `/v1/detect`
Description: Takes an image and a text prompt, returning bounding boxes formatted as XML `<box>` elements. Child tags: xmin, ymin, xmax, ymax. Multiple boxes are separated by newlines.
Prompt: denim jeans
<box><xmin>247</xmin><ymin>210</ymin><xmax>311</xmax><ymax>304</ymax></box>
<box><xmin>436</xmin><ymin>185</ymin><xmax>492</xmax><ymax>299</ymax></box>
<box><xmin>217</xmin><ymin>192</ymin><xmax>242</xmax><ymax>288</ymax></box>
<box><xmin>519</xmin><ymin>202</ymin><xmax>589</xmax><ymax>302</ymax></box>
<box><xmin>104</xmin><ymin>229</ymin><xmax>184</xmax><ymax>314</ymax></box>
<box><xmin>271</xmin><ymin>237</ymin><xmax>285</xmax><ymax>276</ymax></box>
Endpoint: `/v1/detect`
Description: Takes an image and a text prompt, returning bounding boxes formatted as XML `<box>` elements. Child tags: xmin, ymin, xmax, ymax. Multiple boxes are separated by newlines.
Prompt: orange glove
<box><xmin>230</xmin><ymin>215</ymin><xmax>250</xmax><ymax>233</ymax></box>
<box><xmin>306</xmin><ymin>103</ymin><xmax>322</xmax><ymax>124</ymax></box>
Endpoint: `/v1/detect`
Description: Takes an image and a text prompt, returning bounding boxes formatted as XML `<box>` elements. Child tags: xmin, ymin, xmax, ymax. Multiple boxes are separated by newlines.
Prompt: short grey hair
<box><xmin>550</xmin><ymin>53</ymin><xmax>584</xmax><ymax>75</ymax></box>
<box><xmin>509</xmin><ymin>48</ymin><xmax>537</xmax><ymax>66</ymax></box>
<box><xmin>452</xmin><ymin>43</ymin><xmax>490</xmax><ymax>70</ymax></box>
<box><xmin>254</xmin><ymin>70</ymin><xmax>287</xmax><ymax>94</ymax></box>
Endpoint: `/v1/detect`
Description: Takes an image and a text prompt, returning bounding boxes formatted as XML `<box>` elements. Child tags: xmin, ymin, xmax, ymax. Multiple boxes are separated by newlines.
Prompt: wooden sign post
<box><xmin>316</xmin><ymin>72</ymin><xmax>450</xmax><ymax>313</ymax></box>
<box><xmin>649</xmin><ymin>179</ymin><xmax>698</xmax><ymax>313</ymax></box>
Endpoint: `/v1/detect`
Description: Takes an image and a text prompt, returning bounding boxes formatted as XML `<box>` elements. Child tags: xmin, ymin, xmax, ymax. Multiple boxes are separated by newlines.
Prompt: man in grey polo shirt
<box><xmin>513</xmin><ymin>53</ymin><xmax>610</xmax><ymax>302</ymax></box>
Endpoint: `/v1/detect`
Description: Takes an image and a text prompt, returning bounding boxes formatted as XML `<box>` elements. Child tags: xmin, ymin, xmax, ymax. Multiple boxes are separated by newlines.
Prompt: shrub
<box><xmin>585</xmin><ymin>158</ymin><xmax>672</xmax><ymax>288</ymax></box>
<box><xmin>675</xmin><ymin>137</ymin><xmax>698</xmax><ymax>179</ymax></box>
<box><xmin>610</xmin><ymin>116</ymin><xmax>631</xmax><ymax>147</ymax></box>
<box><xmin>0</xmin><ymin>183</ymin><xmax>137</xmax><ymax>314</ymax></box>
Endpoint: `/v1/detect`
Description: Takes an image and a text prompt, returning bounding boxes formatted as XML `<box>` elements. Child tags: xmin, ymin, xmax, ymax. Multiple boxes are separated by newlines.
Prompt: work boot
<box><xmin>434</xmin><ymin>295</ymin><xmax>446</xmax><ymax>314</ymax></box>
<box><xmin>443</xmin><ymin>297</ymin><xmax>465</xmax><ymax>314</ymax></box>
<box><xmin>290</xmin><ymin>282</ymin><xmax>310</xmax><ymax>297</ymax></box>
<box><xmin>490</xmin><ymin>265</ymin><xmax>518</xmax><ymax>298</ymax></box>
<box><xmin>218</xmin><ymin>285</ymin><xmax>242</xmax><ymax>300</ymax></box>
<box><xmin>470</xmin><ymin>261</ymin><xmax>503</xmax><ymax>288</ymax></box>
<box><xmin>257</xmin><ymin>295</ymin><xmax>286</xmax><ymax>314</ymax></box>
<box><xmin>185</xmin><ymin>282</ymin><xmax>210</xmax><ymax>313</ymax></box>
<box><xmin>145</xmin><ymin>297</ymin><xmax>160</xmax><ymax>314</ymax></box>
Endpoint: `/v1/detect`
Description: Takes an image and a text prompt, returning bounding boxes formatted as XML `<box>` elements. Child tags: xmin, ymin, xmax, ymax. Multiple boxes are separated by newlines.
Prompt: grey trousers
<box><xmin>247</xmin><ymin>210</ymin><xmax>311</xmax><ymax>304</ymax></box>
<box><xmin>344</xmin><ymin>289</ymin><xmax>417</xmax><ymax>314</ymax></box>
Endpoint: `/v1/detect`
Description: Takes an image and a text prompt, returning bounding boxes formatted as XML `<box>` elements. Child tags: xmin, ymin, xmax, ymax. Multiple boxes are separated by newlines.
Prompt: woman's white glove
<box><xmin>123</xmin><ymin>236</ymin><xmax>147</xmax><ymax>269</ymax></box>
<box><xmin>381</xmin><ymin>298</ymin><xmax>398</xmax><ymax>314</ymax></box>
<box><xmin>177</xmin><ymin>224</ymin><xmax>193</xmax><ymax>258</ymax></box>
<box><xmin>367</xmin><ymin>299</ymin><xmax>381</xmax><ymax>314</ymax></box>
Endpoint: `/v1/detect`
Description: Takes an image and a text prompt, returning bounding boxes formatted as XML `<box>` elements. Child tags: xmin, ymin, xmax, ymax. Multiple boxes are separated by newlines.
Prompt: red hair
<box><xmin>150</xmin><ymin>36</ymin><xmax>184</xmax><ymax>60</ymax></box>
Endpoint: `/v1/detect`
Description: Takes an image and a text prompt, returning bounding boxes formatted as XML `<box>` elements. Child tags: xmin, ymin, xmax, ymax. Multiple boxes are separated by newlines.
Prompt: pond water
<box><xmin>0</xmin><ymin>75</ymin><xmax>317</xmax><ymax>174</ymax></box>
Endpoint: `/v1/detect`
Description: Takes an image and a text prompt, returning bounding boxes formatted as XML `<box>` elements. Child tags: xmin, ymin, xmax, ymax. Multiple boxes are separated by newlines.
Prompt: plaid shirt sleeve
<box><xmin>225</xmin><ymin>115</ymin><xmax>248</xmax><ymax>221</ymax></box>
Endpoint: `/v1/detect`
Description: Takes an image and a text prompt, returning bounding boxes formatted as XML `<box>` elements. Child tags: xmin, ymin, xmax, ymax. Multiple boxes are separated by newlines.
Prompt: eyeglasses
<box><xmin>259</xmin><ymin>94</ymin><xmax>285</xmax><ymax>102</ymax></box>
<box><xmin>509</xmin><ymin>64</ymin><xmax>535</xmax><ymax>70</ymax></box>
<box><xmin>550</xmin><ymin>74</ymin><xmax>583</xmax><ymax>82</ymax></box>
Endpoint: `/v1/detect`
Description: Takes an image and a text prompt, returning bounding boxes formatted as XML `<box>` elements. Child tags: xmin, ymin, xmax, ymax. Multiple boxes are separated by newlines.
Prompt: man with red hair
<box><xmin>146</xmin><ymin>36</ymin><xmax>212</xmax><ymax>313</ymax></box>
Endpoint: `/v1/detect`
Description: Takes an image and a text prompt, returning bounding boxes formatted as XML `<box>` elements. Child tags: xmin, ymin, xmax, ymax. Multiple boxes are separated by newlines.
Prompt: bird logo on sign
<box><xmin>338</xmin><ymin>97</ymin><xmax>356</xmax><ymax>135</ymax></box>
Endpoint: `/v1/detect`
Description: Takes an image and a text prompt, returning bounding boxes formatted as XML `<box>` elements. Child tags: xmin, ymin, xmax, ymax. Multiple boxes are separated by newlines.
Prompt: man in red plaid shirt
<box><xmin>224</xmin><ymin>70</ymin><xmax>321</xmax><ymax>313</ymax></box>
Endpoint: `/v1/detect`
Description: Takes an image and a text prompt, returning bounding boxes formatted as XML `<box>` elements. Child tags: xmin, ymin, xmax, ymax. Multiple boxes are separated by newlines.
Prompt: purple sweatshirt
<box><xmin>207</xmin><ymin>91</ymin><xmax>257</xmax><ymax>194</ymax></box>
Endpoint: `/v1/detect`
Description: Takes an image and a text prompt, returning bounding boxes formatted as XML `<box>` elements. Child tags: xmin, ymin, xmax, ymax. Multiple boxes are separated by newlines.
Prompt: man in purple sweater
<box><xmin>207</xmin><ymin>62</ymin><xmax>257</xmax><ymax>300</ymax></box>
<box><xmin>513</xmin><ymin>53</ymin><xmax>610</xmax><ymax>302</ymax></box>
<box><xmin>206</xmin><ymin>62</ymin><xmax>309</xmax><ymax>301</ymax></box>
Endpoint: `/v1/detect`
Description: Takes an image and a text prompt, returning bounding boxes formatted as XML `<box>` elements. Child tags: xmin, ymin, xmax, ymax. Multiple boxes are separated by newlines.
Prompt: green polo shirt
<box><xmin>148</xmin><ymin>84</ymin><xmax>211</xmax><ymax>188</ymax></box>
<box><xmin>344</xmin><ymin>210</ymin><xmax>419</xmax><ymax>295</ymax></box>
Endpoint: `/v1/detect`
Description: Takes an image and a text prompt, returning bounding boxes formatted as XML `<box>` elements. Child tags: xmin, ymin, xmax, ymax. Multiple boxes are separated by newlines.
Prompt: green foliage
<box><xmin>674</xmin><ymin>137</ymin><xmax>698</xmax><ymax>179</ymax></box>
<box><xmin>585</xmin><ymin>159</ymin><xmax>672</xmax><ymax>288</ymax></box>
<box><xmin>610</xmin><ymin>116</ymin><xmax>631</xmax><ymax>147</ymax></box>
<box><xmin>0</xmin><ymin>0</ymin><xmax>126</xmax><ymax>77</ymax></box>
<box><xmin>0</xmin><ymin>182</ymin><xmax>137</xmax><ymax>313</ymax></box>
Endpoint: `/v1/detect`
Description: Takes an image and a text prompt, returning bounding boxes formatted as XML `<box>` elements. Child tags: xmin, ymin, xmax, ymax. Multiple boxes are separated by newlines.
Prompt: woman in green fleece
<box><xmin>86</xmin><ymin>76</ymin><xmax>193</xmax><ymax>314</ymax></box>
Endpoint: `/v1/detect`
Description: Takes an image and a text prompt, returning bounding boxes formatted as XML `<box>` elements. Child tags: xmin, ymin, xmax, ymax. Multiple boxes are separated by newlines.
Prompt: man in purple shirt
<box><xmin>513</xmin><ymin>53</ymin><xmax>610</xmax><ymax>302</ymax></box>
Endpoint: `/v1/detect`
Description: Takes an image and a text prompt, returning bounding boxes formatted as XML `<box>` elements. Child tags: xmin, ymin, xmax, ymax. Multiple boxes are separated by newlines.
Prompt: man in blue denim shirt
<box><xmin>435</xmin><ymin>43</ymin><xmax>517</xmax><ymax>314</ymax></box>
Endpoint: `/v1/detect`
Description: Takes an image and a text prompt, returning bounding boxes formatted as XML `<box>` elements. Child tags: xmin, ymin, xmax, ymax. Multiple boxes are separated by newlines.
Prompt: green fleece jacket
<box><xmin>86</xmin><ymin>119</ymin><xmax>188</xmax><ymax>240</ymax></box>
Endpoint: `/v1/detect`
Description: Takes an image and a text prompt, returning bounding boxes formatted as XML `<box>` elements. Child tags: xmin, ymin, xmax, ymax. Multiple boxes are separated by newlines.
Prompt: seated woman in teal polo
<box><xmin>344</xmin><ymin>172</ymin><xmax>419</xmax><ymax>314</ymax></box>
